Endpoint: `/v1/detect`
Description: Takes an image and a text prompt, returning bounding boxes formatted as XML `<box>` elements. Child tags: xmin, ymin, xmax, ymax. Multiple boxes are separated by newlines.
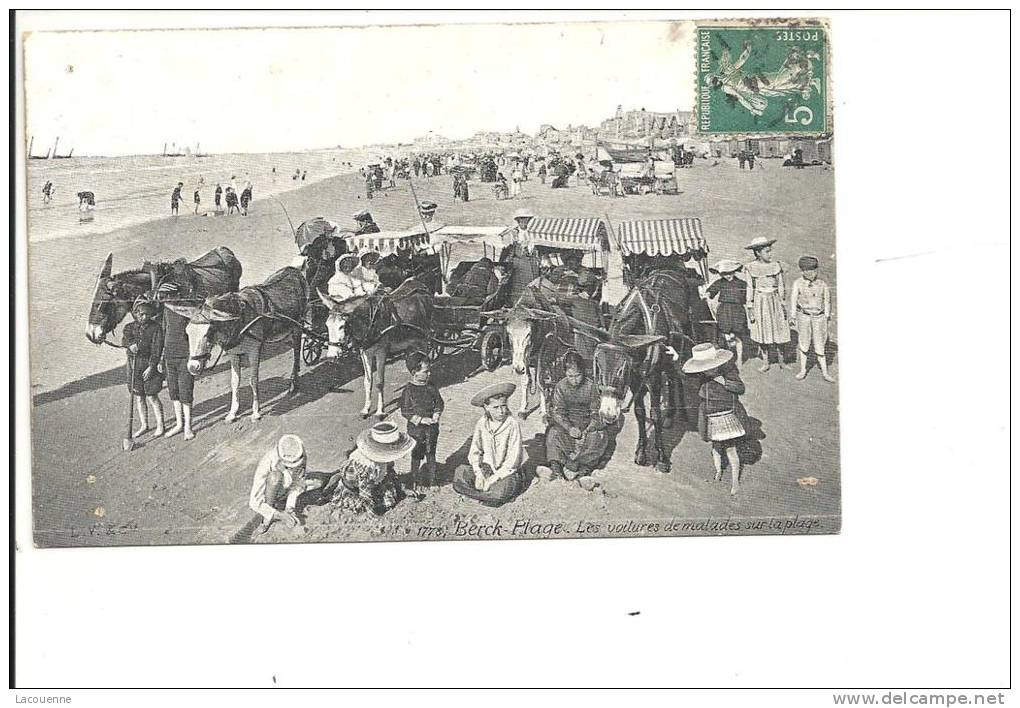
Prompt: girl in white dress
<box><xmin>743</xmin><ymin>237</ymin><xmax>791</xmax><ymax>372</ymax></box>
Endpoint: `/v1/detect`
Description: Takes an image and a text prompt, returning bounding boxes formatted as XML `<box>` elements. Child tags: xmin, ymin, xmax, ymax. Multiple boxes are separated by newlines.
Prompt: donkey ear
<box><xmin>317</xmin><ymin>288</ymin><xmax>343</xmax><ymax>311</ymax></box>
<box><xmin>614</xmin><ymin>334</ymin><xmax>665</xmax><ymax>351</ymax></box>
<box><xmin>163</xmin><ymin>302</ymin><xmax>201</xmax><ymax>320</ymax></box>
<box><xmin>523</xmin><ymin>307</ymin><xmax>559</xmax><ymax>321</ymax></box>
<box><xmin>99</xmin><ymin>253</ymin><xmax>113</xmax><ymax>280</ymax></box>
<box><xmin>207</xmin><ymin>308</ymin><xmax>240</xmax><ymax>322</ymax></box>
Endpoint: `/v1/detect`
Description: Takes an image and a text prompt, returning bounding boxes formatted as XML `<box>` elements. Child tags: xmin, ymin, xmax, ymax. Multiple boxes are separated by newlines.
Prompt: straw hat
<box><xmin>419</xmin><ymin>201</ymin><xmax>438</xmax><ymax>212</ymax></box>
<box><xmin>470</xmin><ymin>382</ymin><xmax>517</xmax><ymax>407</ymax></box>
<box><xmin>356</xmin><ymin>422</ymin><xmax>415</xmax><ymax>463</ymax></box>
<box><xmin>681</xmin><ymin>343</ymin><xmax>734</xmax><ymax>374</ymax></box>
<box><xmin>276</xmin><ymin>434</ymin><xmax>306</xmax><ymax>468</ymax></box>
<box><xmin>352</xmin><ymin>209</ymin><xmax>373</xmax><ymax>221</ymax></box>
<box><xmin>710</xmin><ymin>259</ymin><xmax>743</xmax><ymax>275</ymax></box>
<box><xmin>360</xmin><ymin>251</ymin><xmax>381</xmax><ymax>266</ymax></box>
<box><xmin>743</xmin><ymin>236</ymin><xmax>777</xmax><ymax>251</ymax></box>
<box><xmin>513</xmin><ymin>208</ymin><xmax>535</xmax><ymax>220</ymax></box>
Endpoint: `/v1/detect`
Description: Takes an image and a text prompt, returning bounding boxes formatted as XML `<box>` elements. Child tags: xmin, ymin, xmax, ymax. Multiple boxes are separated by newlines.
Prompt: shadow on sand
<box><xmin>32</xmin><ymin>338</ymin><xmax>297</xmax><ymax>408</ymax></box>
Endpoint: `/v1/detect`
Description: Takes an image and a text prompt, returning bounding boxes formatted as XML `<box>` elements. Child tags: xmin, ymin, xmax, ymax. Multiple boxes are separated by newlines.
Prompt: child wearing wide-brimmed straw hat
<box><xmin>789</xmin><ymin>255</ymin><xmax>836</xmax><ymax>382</ymax></box>
<box><xmin>682</xmin><ymin>343</ymin><xmax>749</xmax><ymax>496</ymax></box>
<box><xmin>743</xmin><ymin>236</ymin><xmax>791</xmax><ymax>372</ymax></box>
<box><xmin>324</xmin><ymin>422</ymin><xmax>416</xmax><ymax>517</ymax></box>
<box><xmin>706</xmin><ymin>259</ymin><xmax>748</xmax><ymax>368</ymax></box>
<box><xmin>121</xmin><ymin>296</ymin><xmax>165</xmax><ymax>439</ymax></box>
<box><xmin>453</xmin><ymin>382</ymin><xmax>524</xmax><ymax>507</ymax></box>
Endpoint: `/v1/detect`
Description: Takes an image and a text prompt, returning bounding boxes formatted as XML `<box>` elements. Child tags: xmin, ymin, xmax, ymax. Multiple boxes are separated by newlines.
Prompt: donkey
<box><xmin>165</xmin><ymin>267</ymin><xmax>308</xmax><ymax>422</ymax></box>
<box><xmin>593</xmin><ymin>269</ymin><xmax>697</xmax><ymax>473</ymax></box>
<box><xmin>86</xmin><ymin>247</ymin><xmax>242</xmax><ymax>345</ymax></box>
<box><xmin>502</xmin><ymin>281</ymin><xmax>606</xmax><ymax>417</ymax></box>
<box><xmin>317</xmin><ymin>278</ymin><xmax>433</xmax><ymax>419</ymax></box>
<box><xmin>504</xmin><ymin>304</ymin><xmax>561</xmax><ymax>417</ymax></box>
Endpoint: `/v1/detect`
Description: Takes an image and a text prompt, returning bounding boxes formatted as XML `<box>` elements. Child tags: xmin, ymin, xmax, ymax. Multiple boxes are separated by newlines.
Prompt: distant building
<box><xmin>567</xmin><ymin>124</ymin><xmax>598</xmax><ymax>145</ymax></box>
<box><xmin>598</xmin><ymin>105</ymin><xmax>691</xmax><ymax>140</ymax></box>
<box><xmin>413</xmin><ymin>131</ymin><xmax>450</xmax><ymax>149</ymax></box>
<box><xmin>537</xmin><ymin>125</ymin><xmax>563</xmax><ymax>145</ymax></box>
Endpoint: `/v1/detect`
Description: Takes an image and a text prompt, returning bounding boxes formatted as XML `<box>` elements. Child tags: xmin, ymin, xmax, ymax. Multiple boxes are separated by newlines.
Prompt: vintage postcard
<box><xmin>21</xmin><ymin>17</ymin><xmax>839</xmax><ymax>547</ymax></box>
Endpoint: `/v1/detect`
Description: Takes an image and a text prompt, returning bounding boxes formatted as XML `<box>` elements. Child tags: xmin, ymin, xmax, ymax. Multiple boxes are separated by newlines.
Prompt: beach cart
<box><xmin>428</xmin><ymin>225</ymin><xmax>515</xmax><ymax>370</ymax></box>
<box><xmin>611</xmin><ymin>217</ymin><xmax>716</xmax><ymax>341</ymax></box>
<box><xmin>300</xmin><ymin>228</ymin><xmax>434</xmax><ymax>366</ymax></box>
<box><xmin>345</xmin><ymin>227</ymin><xmax>443</xmax><ymax>293</ymax></box>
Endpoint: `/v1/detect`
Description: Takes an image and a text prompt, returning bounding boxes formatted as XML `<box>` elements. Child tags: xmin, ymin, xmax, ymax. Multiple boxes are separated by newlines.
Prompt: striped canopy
<box><xmin>344</xmin><ymin>229</ymin><xmax>430</xmax><ymax>254</ymax></box>
<box><xmin>614</xmin><ymin>219</ymin><xmax>709</xmax><ymax>257</ymax></box>
<box><xmin>519</xmin><ymin>217</ymin><xmax>609</xmax><ymax>251</ymax></box>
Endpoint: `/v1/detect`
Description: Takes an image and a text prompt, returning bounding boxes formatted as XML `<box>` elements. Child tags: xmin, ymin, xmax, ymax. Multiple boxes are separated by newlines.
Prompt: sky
<box><xmin>22</xmin><ymin>20</ymin><xmax>696</xmax><ymax>156</ymax></box>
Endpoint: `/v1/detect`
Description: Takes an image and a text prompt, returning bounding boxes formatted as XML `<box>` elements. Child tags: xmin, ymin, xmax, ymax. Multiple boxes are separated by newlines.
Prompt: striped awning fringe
<box><xmin>614</xmin><ymin>219</ymin><xmax>708</xmax><ymax>256</ymax></box>
<box><xmin>520</xmin><ymin>217</ymin><xmax>607</xmax><ymax>250</ymax></box>
<box><xmin>345</xmin><ymin>230</ymin><xmax>430</xmax><ymax>253</ymax></box>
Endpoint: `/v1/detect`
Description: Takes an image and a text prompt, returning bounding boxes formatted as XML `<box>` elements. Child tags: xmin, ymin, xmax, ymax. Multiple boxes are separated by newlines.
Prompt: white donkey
<box><xmin>317</xmin><ymin>285</ymin><xmax>432</xmax><ymax>419</ymax></box>
<box><xmin>165</xmin><ymin>267</ymin><xmax>307</xmax><ymax>422</ymax></box>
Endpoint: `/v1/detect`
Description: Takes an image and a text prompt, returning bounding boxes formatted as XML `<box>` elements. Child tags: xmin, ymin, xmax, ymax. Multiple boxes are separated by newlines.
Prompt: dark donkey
<box><xmin>86</xmin><ymin>247</ymin><xmax>242</xmax><ymax>344</ymax></box>
<box><xmin>164</xmin><ymin>267</ymin><xmax>309</xmax><ymax>423</ymax></box>
<box><xmin>594</xmin><ymin>269</ymin><xmax>696</xmax><ymax>473</ymax></box>
<box><xmin>317</xmin><ymin>278</ymin><xmax>433</xmax><ymax>419</ymax></box>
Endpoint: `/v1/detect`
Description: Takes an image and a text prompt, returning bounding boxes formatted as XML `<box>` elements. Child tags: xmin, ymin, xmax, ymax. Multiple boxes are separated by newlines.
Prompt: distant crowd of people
<box><xmin>170</xmin><ymin>180</ymin><xmax>253</xmax><ymax>217</ymax></box>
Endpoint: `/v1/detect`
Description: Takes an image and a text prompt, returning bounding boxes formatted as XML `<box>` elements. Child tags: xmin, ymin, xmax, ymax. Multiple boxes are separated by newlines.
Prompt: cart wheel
<box><xmin>302</xmin><ymin>335</ymin><xmax>323</xmax><ymax>365</ymax></box>
<box><xmin>480</xmin><ymin>329</ymin><xmax>503</xmax><ymax>372</ymax></box>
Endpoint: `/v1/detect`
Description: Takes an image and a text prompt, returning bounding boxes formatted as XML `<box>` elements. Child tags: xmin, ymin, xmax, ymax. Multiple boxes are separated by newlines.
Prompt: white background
<box><xmin>9</xmin><ymin>9</ymin><xmax>1014</xmax><ymax>700</ymax></box>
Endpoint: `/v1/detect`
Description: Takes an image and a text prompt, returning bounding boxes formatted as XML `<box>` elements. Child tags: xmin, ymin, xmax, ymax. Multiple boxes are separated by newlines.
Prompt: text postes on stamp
<box><xmin>696</xmin><ymin>23</ymin><xmax>828</xmax><ymax>136</ymax></box>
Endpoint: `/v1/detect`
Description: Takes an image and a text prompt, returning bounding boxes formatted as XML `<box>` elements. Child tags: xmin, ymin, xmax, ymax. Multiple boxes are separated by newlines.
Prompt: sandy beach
<box><xmin>29</xmin><ymin>159</ymin><xmax>839</xmax><ymax>547</ymax></box>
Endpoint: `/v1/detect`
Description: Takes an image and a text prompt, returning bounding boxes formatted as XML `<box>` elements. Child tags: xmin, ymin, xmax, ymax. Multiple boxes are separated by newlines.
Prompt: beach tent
<box><xmin>790</xmin><ymin>138</ymin><xmax>830</xmax><ymax>163</ymax></box>
<box><xmin>294</xmin><ymin>217</ymin><xmax>341</xmax><ymax>251</ymax></box>
<box><xmin>817</xmin><ymin>138</ymin><xmax>833</xmax><ymax>163</ymax></box>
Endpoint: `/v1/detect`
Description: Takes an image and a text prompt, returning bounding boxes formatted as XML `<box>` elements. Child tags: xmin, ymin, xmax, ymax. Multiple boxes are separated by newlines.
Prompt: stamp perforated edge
<box><xmin>691</xmin><ymin>17</ymin><xmax>833</xmax><ymax>141</ymax></box>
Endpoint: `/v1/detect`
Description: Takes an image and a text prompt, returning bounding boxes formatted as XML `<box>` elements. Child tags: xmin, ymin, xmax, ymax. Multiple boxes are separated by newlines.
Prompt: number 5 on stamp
<box><xmin>696</xmin><ymin>22</ymin><xmax>829</xmax><ymax>135</ymax></box>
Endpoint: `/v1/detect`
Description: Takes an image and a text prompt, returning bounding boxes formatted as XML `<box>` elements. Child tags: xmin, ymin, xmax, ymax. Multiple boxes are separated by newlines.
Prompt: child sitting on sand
<box><xmin>453</xmin><ymin>382</ymin><xmax>524</xmax><ymax>507</ymax></box>
<box><xmin>122</xmin><ymin>298</ymin><xmax>165</xmax><ymax>438</ymax></box>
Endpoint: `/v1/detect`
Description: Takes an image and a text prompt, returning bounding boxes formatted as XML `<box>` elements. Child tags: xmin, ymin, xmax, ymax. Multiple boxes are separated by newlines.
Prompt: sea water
<box><xmin>24</xmin><ymin>148</ymin><xmax>370</xmax><ymax>242</ymax></box>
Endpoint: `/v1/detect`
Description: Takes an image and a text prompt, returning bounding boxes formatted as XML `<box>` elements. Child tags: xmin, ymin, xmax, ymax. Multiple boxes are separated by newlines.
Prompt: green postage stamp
<box><xmin>696</xmin><ymin>22</ymin><xmax>829</xmax><ymax>135</ymax></box>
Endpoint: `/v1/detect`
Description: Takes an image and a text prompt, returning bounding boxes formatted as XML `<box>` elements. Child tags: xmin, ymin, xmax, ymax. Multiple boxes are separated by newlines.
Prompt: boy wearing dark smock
<box><xmin>399</xmin><ymin>352</ymin><xmax>444</xmax><ymax>494</ymax></box>
<box><xmin>160</xmin><ymin>306</ymin><xmax>196</xmax><ymax>439</ymax></box>
<box><xmin>122</xmin><ymin>298</ymin><xmax>165</xmax><ymax>438</ymax></box>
